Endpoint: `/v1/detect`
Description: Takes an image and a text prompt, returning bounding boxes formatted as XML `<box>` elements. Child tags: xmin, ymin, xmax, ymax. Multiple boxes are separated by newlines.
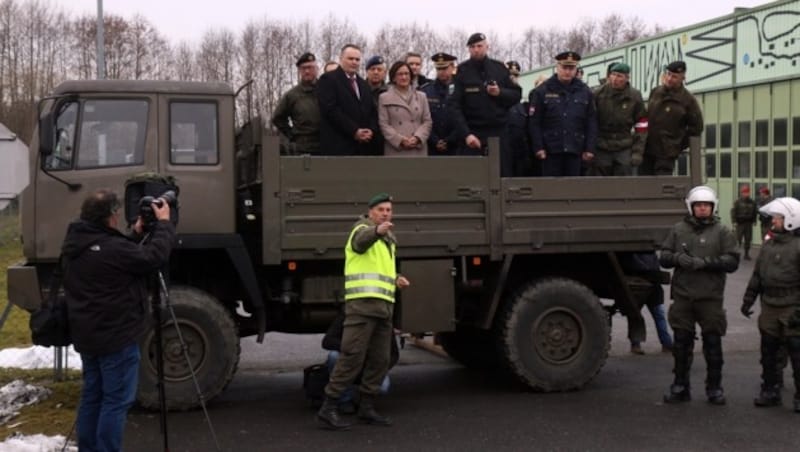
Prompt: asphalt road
<box><xmin>122</xmin><ymin>251</ymin><xmax>800</xmax><ymax>451</ymax></box>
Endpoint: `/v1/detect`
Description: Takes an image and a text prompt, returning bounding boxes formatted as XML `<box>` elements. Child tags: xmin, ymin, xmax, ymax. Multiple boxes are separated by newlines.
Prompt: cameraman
<box><xmin>62</xmin><ymin>188</ymin><xmax>175</xmax><ymax>452</ymax></box>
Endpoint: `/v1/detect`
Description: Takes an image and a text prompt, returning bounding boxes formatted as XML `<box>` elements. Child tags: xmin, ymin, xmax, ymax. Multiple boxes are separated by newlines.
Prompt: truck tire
<box><xmin>499</xmin><ymin>277</ymin><xmax>609</xmax><ymax>391</ymax></box>
<box><xmin>436</xmin><ymin>327</ymin><xmax>500</xmax><ymax>370</ymax></box>
<box><xmin>137</xmin><ymin>285</ymin><xmax>240</xmax><ymax>411</ymax></box>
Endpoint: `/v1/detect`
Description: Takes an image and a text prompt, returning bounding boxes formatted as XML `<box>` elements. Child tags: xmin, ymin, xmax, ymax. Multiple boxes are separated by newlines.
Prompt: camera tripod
<box><xmin>152</xmin><ymin>268</ymin><xmax>221</xmax><ymax>452</ymax></box>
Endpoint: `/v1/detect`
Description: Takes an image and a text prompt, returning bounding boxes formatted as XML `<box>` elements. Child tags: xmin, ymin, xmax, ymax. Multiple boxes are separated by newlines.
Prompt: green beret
<box><xmin>610</xmin><ymin>63</ymin><xmax>630</xmax><ymax>74</ymax></box>
<box><xmin>368</xmin><ymin>192</ymin><xmax>392</xmax><ymax>208</ymax></box>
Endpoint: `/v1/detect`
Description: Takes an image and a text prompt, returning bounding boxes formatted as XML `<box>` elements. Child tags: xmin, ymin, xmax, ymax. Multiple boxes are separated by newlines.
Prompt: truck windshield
<box><xmin>77</xmin><ymin>99</ymin><xmax>148</xmax><ymax>168</ymax></box>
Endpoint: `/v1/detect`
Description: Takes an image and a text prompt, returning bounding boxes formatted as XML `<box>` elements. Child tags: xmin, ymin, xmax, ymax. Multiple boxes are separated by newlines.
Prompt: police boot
<box><xmin>754</xmin><ymin>334</ymin><xmax>783</xmax><ymax>407</ymax></box>
<box><xmin>702</xmin><ymin>333</ymin><xmax>726</xmax><ymax>405</ymax></box>
<box><xmin>357</xmin><ymin>394</ymin><xmax>392</xmax><ymax>426</ymax></box>
<box><xmin>787</xmin><ymin>337</ymin><xmax>800</xmax><ymax>413</ymax></box>
<box><xmin>664</xmin><ymin>329</ymin><xmax>694</xmax><ymax>403</ymax></box>
<box><xmin>317</xmin><ymin>396</ymin><xmax>351</xmax><ymax>430</ymax></box>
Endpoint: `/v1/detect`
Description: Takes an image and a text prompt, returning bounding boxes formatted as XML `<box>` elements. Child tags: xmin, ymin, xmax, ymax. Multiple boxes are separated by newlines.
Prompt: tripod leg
<box><xmin>153</xmin><ymin>283</ymin><xmax>169</xmax><ymax>452</ymax></box>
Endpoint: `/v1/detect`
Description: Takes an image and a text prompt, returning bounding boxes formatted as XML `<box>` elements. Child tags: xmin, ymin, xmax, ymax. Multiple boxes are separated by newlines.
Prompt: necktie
<box><xmin>349</xmin><ymin>75</ymin><xmax>360</xmax><ymax>99</ymax></box>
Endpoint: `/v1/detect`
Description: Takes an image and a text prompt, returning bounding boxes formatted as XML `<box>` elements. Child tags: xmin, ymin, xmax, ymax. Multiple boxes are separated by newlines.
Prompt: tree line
<box><xmin>0</xmin><ymin>0</ymin><xmax>661</xmax><ymax>142</ymax></box>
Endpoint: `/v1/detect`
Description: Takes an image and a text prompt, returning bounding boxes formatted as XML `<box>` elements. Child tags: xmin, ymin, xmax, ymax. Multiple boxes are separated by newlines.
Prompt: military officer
<box><xmin>641</xmin><ymin>61</ymin><xmax>704</xmax><ymax>175</ymax></box>
<box><xmin>317</xmin><ymin>193</ymin><xmax>410</xmax><ymax>430</ymax></box>
<box><xmin>741</xmin><ymin>197</ymin><xmax>800</xmax><ymax>413</ymax></box>
<box><xmin>659</xmin><ymin>186</ymin><xmax>739</xmax><ymax>405</ymax></box>
<box><xmin>589</xmin><ymin>62</ymin><xmax>647</xmax><ymax>176</ymax></box>
<box><xmin>421</xmin><ymin>52</ymin><xmax>458</xmax><ymax>155</ymax></box>
<box><xmin>731</xmin><ymin>185</ymin><xmax>759</xmax><ymax>260</ymax></box>
<box><xmin>506</xmin><ymin>60</ymin><xmax>521</xmax><ymax>85</ymax></box>
<box><xmin>448</xmin><ymin>33</ymin><xmax>521</xmax><ymax>176</ymax></box>
<box><xmin>365</xmin><ymin>55</ymin><xmax>388</xmax><ymax>103</ymax></box>
<box><xmin>271</xmin><ymin>52</ymin><xmax>321</xmax><ymax>154</ymax></box>
<box><xmin>529</xmin><ymin>51</ymin><xmax>598</xmax><ymax>177</ymax></box>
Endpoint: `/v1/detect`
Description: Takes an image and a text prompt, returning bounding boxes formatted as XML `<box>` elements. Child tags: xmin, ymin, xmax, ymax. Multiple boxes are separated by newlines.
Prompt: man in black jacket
<box><xmin>64</xmin><ymin>188</ymin><xmax>175</xmax><ymax>452</ymax></box>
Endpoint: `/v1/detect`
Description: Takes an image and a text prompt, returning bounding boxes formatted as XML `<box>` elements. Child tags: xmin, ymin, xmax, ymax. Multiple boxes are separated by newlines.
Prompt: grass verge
<box><xmin>0</xmin><ymin>368</ymin><xmax>82</xmax><ymax>437</ymax></box>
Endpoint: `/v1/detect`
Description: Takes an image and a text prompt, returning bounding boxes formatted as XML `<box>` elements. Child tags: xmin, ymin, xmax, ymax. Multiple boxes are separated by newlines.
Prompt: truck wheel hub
<box><xmin>533</xmin><ymin>308</ymin><xmax>583</xmax><ymax>364</ymax></box>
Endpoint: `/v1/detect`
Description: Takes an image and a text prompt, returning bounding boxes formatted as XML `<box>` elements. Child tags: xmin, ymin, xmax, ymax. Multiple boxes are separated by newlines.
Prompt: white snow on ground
<box><xmin>0</xmin><ymin>433</ymin><xmax>76</xmax><ymax>452</ymax></box>
<box><xmin>0</xmin><ymin>346</ymin><xmax>81</xmax><ymax>370</ymax></box>
<box><xmin>0</xmin><ymin>380</ymin><xmax>51</xmax><ymax>424</ymax></box>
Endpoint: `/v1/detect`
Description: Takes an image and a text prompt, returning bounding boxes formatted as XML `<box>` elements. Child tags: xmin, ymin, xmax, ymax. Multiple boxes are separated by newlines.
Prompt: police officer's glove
<box><xmin>631</xmin><ymin>153</ymin><xmax>643</xmax><ymax>167</ymax></box>
<box><xmin>677</xmin><ymin>253</ymin><xmax>705</xmax><ymax>270</ymax></box>
<box><xmin>788</xmin><ymin>309</ymin><xmax>800</xmax><ymax>329</ymax></box>
<box><xmin>740</xmin><ymin>300</ymin><xmax>754</xmax><ymax>318</ymax></box>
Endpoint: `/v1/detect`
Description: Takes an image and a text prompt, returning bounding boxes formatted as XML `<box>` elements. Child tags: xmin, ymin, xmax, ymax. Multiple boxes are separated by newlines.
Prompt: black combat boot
<box><xmin>744</xmin><ymin>249</ymin><xmax>751</xmax><ymax>260</ymax></box>
<box><xmin>786</xmin><ymin>337</ymin><xmax>800</xmax><ymax>413</ymax></box>
<box><xmin>664</xmin><ymin>329</ymin><xmax>694</xmax><ymax>403</ymax></box>
<box><xmin>317</xmin><ymin>396</ymin><xmax>351</xmax><ymax>430</ymax></box>
<box><xmin>754</xmin><ymin>334</ymin><xmax>783</xmax><ymax>407</ymax></box>
<box><xmin>776</xmin><ymin>341</ymin><xmax>789</xmax><ymax>389</ymax></box>
<box><xmin>357</xmin><ymin>394</ymin><xmax>392</xmax><ymax>426</ymax></box>
<box><xmin>703</xmin><ymin>333</ymin><xmax>726</xmax><ymax>405</ymax></box>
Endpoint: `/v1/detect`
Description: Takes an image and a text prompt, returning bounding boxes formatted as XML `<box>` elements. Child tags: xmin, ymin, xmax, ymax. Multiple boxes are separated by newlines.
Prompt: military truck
<box><xmin>7</xmin><ymin>80</ymin><xmax>701</xmax><ymax>409</ymax></box>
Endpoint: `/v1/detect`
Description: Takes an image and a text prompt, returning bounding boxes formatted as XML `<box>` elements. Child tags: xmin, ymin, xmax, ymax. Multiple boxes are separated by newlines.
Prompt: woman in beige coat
<box><xmin>378</xmin><ymin>61</ymin><xmax>432</xmax><ymax>156</ymax></box>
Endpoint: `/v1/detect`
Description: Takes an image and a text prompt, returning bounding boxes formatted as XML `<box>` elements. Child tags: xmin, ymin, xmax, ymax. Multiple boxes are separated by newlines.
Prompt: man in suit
<box><xmin>317</xmin><ymin>44</ymin><xmax>380</xmax><ymax>156</ymax></box>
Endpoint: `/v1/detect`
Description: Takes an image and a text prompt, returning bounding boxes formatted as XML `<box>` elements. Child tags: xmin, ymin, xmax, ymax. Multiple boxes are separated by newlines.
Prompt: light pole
<box><xmin>96</xmin><ymin>0</ymin><xmax>105</xmax><ymax>79</ymax></box>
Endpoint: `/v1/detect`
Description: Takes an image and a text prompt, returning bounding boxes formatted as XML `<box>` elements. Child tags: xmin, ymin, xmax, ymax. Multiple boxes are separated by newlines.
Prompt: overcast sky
<box><xmin>65</xmin><ymin>0</ymin><xmax>770</xmax><ymax>44</ymax></box>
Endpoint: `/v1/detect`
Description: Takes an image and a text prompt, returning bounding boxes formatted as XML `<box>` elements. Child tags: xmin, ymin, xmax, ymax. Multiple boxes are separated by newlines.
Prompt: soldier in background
<box><xmin>529</xmin><ymin>51</ymin><xmax>597</xmax><ymax>177</ymax></box>
<box><xmin>365</xmin><ymin>55</ymin><xmax>388</xmax><ymax>102</ymax></box>
<box><xmin>731</xmin><ymin>185</ymin><xmax>759</xmax><ymax>260</ymax></box>
<box><xmin>323</xmin><ymin>61</ymin><xmax>339</xmax><ymax>73</ymax></box>
<box><xmin>641</xmin><ymin>61</ymin><xmax>704</xmax><ymax>175</ymax></box>
<box><xmin>659</xmin><ymin>186</ymin><xmax>739</xmax><ymax>405</ymax></box>
<box><xmin>421</xmin><ymin>52</ymin><xmax>458</xmax><ymax>155</ymax></box>
<box><xmin>405</xmin><ymin>52</ymin><xmax>431</xmax><ymax>89</ymax></box>
<box><xmin>758</xmin><ymin>187</ymin><xmax>774</xmax><ymax>239</ymax></box>
<box><xmin>271</xmin><ymin>52</ymin><xmax>321</xmax><ymax>154</ymax></box>
<box><xmin>506</xmin><ymin>60</ymin><xmax>521</xmax><ymax>85</ymax></box>
<box><xmin>589</xmin><ymin>62</ymin><xmax>646</xmax><ymax>176</ymax></box>
<box><xmin>449</xmin><ymin>33</ymin><xmax>520</xmax><ymax>175</ymax></box>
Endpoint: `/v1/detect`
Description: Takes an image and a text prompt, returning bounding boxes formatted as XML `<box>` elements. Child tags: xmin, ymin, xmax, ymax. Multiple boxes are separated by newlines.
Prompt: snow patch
<box><xmin>0</xmin><ymin>433</ymin><xmax>76</xmax><ymax>452</ymax></box>
<box><xmin>0</xmin><ymin>346</ymin><xmax>81</xmax><ymax>370</ymax></box>
<box><xmin>0</xmin><ymin>380</ymin><xmax>52</xmax><ymax>425</ymax></box>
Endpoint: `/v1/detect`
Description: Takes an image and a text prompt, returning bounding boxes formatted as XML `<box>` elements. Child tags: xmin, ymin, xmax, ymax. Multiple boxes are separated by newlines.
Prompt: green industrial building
<box><xmin>519</xmin><ymin>0</ymin><xmax>800</xmax><ymax>242</ymax></box>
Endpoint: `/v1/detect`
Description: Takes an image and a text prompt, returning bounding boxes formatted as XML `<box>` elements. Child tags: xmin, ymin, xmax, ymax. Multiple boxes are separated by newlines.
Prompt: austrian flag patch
<box><xmin>634</xmin><ymin>117</ymin><xmax>648</xmax><ymax>133</ymax></box>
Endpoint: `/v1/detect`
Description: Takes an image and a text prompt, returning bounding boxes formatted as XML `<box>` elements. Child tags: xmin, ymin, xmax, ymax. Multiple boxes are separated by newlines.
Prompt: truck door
<box><xmin>34</xmin><ymin>97</ymin><xmax>155</xmax><ymax>259</ymax></box>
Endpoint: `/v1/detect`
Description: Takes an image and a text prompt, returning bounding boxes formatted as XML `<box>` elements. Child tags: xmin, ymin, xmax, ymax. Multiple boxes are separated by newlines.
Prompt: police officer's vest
<box><xmin>344</xmin><ymin>224</ymin><xmax>397</xmax><ymax>303</ymax></box>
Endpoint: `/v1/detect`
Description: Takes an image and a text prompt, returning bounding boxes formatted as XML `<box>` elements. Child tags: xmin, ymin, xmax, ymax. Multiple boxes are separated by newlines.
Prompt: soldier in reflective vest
<box><xmin>317</xmin><ymin>192</ymin><xmax>410</xmax><ymax>430</ymax></box>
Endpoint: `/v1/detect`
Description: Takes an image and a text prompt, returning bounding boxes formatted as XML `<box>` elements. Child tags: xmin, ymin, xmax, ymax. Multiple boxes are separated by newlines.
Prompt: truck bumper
<box><xmin>7</xmin><ymin>263</ymin><xmax>42</xmax><ymax>312</ymax></box>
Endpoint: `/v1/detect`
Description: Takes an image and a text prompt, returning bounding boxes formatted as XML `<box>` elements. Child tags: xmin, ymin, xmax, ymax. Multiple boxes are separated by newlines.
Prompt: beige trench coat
<box><xmin>378</xmin><ymin>85</ymin><xmax>432</xmax><ymax>156</ymax></box>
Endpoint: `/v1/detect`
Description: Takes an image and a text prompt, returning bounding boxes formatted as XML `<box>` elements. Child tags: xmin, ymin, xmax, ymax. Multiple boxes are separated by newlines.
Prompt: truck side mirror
<box><xmin>38</xmin><ymin>111</ymin><xmax>55</xmax><ymax>156</ymax></box>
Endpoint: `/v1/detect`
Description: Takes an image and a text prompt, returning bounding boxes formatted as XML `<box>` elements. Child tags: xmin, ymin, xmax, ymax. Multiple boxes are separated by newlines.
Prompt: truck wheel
<box><xmin>499</xmin><ymin>277</ymin><xmax>609</xmax><ymax>391</ymax></box>
<box><xmin>137</xmin><ymin>286</ymin><xmax>240</xmax><ymax>411</ymax></box>
<box><xmin>436</xmin><ymin>327</ymin><xmax>500</xmax><ymax>369</ymax></box>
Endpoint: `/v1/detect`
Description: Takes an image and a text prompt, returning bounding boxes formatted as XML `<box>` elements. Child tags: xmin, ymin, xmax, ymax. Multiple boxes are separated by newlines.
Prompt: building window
<box><xmin>793</xmin><ymin>150</ymin><xmax>800</xmax><ymax>178</ymax></box>
<box><xmin>793</xmin><ymin>183</ymin><xmax>800</xmax><ymax>199</ymax></box>
<box><xmin>705</xmin><ymin>153</ymin><xmax>716</xmax><ymax>178</ymax></box>
<box><xmin>720</xmin><ymin>153</ymin><xmax>731</xmax><ymax>178</ymax></box>
<box><xmin>738</xmin><ymin>121</ymin><xmax>751</xmax><ymax>147</ymax></box>
<box><xmin>773</xmin><ymin>151</ymin><xmax>787</xmax><ymax>179</ymax></box>
<box><xmin>755</xmin><ymin>120</ymin><xmax>769</xmax><ymax>147</ymax></box>
<box><xmin>738</xmin><ymin>151</ymin><xmax>751</xmax><ymax>178</ymax></box>
<box><xmin>77</xmin><ymin>99</ymin><xmax>148</xmax><ymax>169</ymax></box>
<box><xmin>755</xmin><ymin>151</ymin><xmax>769</xmax><ymax>178</ymax></box>
<box><xmin>774</xmin><ymin>118</ymin><xmax>788</xmax><ymax>147</ymax></box>
<box><xmin>773</xmin><ymin>183</ymin><xmax>787</xmax><ymax>197</ymax></box>
<box><xmin>720</xmin><ymin>123</ymin><xmax>732</xmax><ymax>148</ymax></box>
<box><xmin>793</xmin><ymin>117</ymin><xmax>800</xmax><ymax>145</ymax></box>
<box><xmin>705</xmin><ymin>124</ymin><xmax>717</xmax><ymax>149</ymax></box>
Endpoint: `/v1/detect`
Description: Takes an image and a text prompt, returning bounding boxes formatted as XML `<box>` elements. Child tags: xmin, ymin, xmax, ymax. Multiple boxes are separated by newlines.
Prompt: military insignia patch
<box><xmin>666</xmin><ymin>106</ymin><xmax>671</xmax><ymax>112</ymax></box>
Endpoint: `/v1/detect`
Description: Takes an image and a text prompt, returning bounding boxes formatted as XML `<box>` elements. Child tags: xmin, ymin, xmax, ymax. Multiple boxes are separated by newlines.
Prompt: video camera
<box><xmin>124</xmin><ymin>173</ymin><xmax>180</xmax><ymax>228</ymax></box>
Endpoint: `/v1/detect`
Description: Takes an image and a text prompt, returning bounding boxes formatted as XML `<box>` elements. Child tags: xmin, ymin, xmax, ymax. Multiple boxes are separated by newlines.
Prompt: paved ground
<box><xmin>122</xmin><ymin>249</ymin><xmax>800</xmax><ymax>451</ymax></box>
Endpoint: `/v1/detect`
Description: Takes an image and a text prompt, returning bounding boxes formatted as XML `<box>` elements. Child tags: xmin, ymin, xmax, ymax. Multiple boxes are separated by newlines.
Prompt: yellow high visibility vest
<box><xmin>344</xmin><ymin>223</ymin><xmax>397</xmax><ymax>303</ymax></box>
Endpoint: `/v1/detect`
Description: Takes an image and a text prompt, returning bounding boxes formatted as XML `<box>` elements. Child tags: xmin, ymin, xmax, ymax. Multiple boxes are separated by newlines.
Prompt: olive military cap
<box><xmin>368</xmin><ymin>192</ymin><xmax>393</xmax><ymax>208</ymax></box>
<box><xmin>666</xmin><ymin>61</ymin><xmax>687</xmax><ymax>73</ymax></box>
<box><xmin>296</xmin><ymin>52</ymin><xmax>316</xmax><ymax>67</ymax></box>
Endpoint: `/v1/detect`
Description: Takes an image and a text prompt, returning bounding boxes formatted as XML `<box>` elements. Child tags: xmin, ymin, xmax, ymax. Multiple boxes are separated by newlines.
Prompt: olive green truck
<box><xmin>6</xmin><ymin>80</ymin><xmax>701</xmax><ymax>409</ymax></box>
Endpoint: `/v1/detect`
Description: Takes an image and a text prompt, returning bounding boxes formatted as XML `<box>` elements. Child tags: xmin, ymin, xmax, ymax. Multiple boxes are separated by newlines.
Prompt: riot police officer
<box><xmin>659</xmin><ymin>186</ymin><xmax>739</xmax><ymax>405</ymax></box>
<box><xmin>421</xmin><ymin>53</ymin><xmax>458</xmax><ymax>155</ymax></box>
<box><xmin>528</xmin><ymin>51</ymin><xmax>597</xmax><ymax>177</ymax></box>
<box><xmin>448</xmin><ymin>33</ymin><xmax>521</xmax><ymax>176</ymax></box>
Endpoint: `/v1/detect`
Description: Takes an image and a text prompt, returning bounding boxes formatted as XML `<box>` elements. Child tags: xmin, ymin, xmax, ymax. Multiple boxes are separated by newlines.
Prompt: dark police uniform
<box><xmin>730</xmin><ymin>189</ymin><xmax>758</xmax><ymax>259</ymax></box>
<box><xmin>448</xmin><ymin>34</ymin><xmax>521</xmax><ymax>176</ymax></box>
<box><xmin>506</xmin><ymin>102</ymin><xmax>533</xmax><ymax>176</ymax></box>
<box><xmin>529</xmin><ymin>52</ymin><xmax>597</xmax><ymax>177</ymax></box>
<box><xmin>659</xmin><ymin>187</ymin><xmax>738</xmax><ymax>404</ymax></box>
<box><xmin>421</xmin><ymin>52</ymin><xmax>457</xmax><ymax>155</ymax></box>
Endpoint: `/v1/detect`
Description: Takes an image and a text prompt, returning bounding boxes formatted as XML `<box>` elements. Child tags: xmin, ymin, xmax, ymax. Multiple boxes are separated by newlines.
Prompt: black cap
<box><xmin>431</xmin><ymin>52</ymin><xmax>457</xmax><ymax>68</ymax></box>
<box><xmin>368</xmin><ymin>192</ymin><xmax>392</xmax><ymax>208</ymax></box>
<box><xmin>666</xmin><ymin>61</ymin><xmax>686</xmax><ymax>73</ymax></box>
<box><xmin>296</xmin><ymin>52</ymin><xmax>316</xmax><ymax>67</ymax></box>
<box><xmin>555</xmin><ymin>51</ymin><xmax>581</xmax><ymax>65</ymax></box>
<box><xmin>505</xmin><ymin>60</ymin><xmax>521</xmax><ymax>76</ymax></box>
<box><xmin>366</xmin><ymin>55</ymin><xmax>385</xmax><ymax>70</ymax></box>
<box><xmin>467</xmin><ymin>32</ymin><xmax>486</xmax><ymax>46</ymax></box>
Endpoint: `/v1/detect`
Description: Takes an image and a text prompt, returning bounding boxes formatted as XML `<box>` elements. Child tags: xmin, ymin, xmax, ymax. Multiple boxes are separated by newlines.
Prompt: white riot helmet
<box><xmin>685</xmin><ymin>185</ymin><xmax>718</xmax><ymax>215</ymax></box>
<box><xmin>759</xmin><ymin>197</ymin><xmax>800</xmax><ymax>231</ymax></box>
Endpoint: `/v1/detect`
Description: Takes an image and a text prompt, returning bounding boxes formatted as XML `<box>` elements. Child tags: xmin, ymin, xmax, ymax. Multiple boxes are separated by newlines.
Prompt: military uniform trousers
<box><xmin>325</xmin><ymin>298</ymin><xmax>394</xmax><ymax>398</ymax></box>
<box><xmin>668</xmin><ymin>296</ymin><xmax>727</xmax><ymax>336</ymax></box>
<box><xmin>735</xmin><ymin>222</ymin><xmax>754</xmax><ymax>251</ymax></box>
<box><xmin>457</xmin><ymin>126</ymin><xmax>512</xmax><ymax>177</ymax></box>
<box><xmin>588</xmin><ymin>149</ymin><xmax>632</xmax><ymax>176</ymax></box>
<box><xmin>639</xmin><ymin>153</ymin><xmax>676</xmax><ymax>176</ymax></box>
<box><xmin>758</xmin><ymin>304</ymin><xmax>800</xmax><ymax>338</ymax></box>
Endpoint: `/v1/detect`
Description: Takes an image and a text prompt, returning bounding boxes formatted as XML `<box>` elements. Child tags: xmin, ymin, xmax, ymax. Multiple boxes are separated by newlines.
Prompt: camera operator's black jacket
<box><xmin>62</xmin><ymin>219</ymin><xmax>176</xmax><ymax>356</ymax></box>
